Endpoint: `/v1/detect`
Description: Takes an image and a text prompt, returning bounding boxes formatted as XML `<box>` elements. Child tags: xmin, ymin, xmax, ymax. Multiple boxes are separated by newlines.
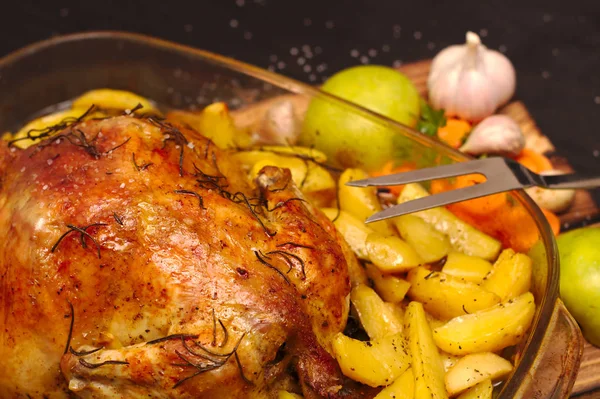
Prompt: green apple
<box><xmin>299</xmin><ymin>65</ymin><xmax>421</xmax><ymax>172</ymax></box>
<box><xmin>557</xmin><ymin>227</ymin><xmax>600</xmax><ymax>346</ymax></box>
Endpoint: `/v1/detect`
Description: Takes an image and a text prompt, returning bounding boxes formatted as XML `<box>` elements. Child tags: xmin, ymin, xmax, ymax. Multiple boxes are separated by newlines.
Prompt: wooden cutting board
<box><xmin>397</xmin><ymin>59</ymin><xmax>599</xmax><ymax>397</ymax></box>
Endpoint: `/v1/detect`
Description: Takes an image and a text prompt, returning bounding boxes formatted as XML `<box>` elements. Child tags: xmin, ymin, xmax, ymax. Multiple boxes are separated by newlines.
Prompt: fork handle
<box><xmin>543</xmin><ymin>173</ymin><xmax>600</xmax><ymax>190</ymax></box>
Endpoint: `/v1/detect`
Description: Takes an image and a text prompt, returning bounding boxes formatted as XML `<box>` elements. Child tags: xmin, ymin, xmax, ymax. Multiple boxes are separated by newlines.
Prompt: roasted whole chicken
<box><xmin>0</xmin><ymin>113</ymin><xmax>365</xmax><ymax>398</ymax></box>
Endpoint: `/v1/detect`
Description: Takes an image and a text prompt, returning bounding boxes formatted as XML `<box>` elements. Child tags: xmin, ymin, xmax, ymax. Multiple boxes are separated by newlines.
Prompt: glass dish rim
<box><xmin>0</xmin><ymin>30</ymin><xmax>560</xmax><ymax>397</ymax></box>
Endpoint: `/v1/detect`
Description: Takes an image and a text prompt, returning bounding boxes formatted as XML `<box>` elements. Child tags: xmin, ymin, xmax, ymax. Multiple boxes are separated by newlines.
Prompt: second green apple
<box><xmin>300</xmin><ymin>65</ymin><xmax>421</xmax><ymax>172</ymax></box>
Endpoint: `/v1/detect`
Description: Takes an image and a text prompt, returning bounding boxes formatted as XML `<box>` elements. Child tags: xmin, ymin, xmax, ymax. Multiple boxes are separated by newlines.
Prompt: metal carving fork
<box><xmin>346</xmin><ymin>157</ymin><xmax>600</xmax><ymax>223</ymax></box>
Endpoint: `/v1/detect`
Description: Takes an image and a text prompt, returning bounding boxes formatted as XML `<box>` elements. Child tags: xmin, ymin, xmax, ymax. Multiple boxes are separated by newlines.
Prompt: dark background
<box><xmin>2</xmin><ymin>0</ymin><xmax>599</xmax><ymax>203</ymax></box>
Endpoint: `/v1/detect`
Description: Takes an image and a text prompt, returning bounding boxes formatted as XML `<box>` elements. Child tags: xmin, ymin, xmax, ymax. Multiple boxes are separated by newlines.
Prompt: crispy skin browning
<box><xmin>0</xmin><ymin>115</ymin><xmax>358</xmax><ymax>398</ymax></box>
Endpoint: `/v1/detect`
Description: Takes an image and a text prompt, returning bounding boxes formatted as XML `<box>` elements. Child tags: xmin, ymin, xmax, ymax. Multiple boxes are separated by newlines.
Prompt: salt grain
<box><xmin>392</xmin><ymin>60</ymin><xmax>403</xmax><ymax>68</ymax></box>
<box><xmin>236</xmin><ymin>0</ymin><xmax>245</xmax><ymax>6</ymax></box>
<box><xmin>297</xmin><ymin>57</ymin><xmax>306</xmax><ymax>65</ymax></box>
<box><xmin>187</xmin><ymin>142</ymin><xmax>195</xmax><ymax>149</ymax></box>
<box><xmin>479</xmin><ymin>28</ymin><xmax>488</xmax><ymax>37</ymax></box>
<box><xmin>594</xmin><ymin>96</ymin><xmax>600</xmax><ymax>104</ymax></box>
<box><xmin>368</xmin><ymin>48</ymin><xmax>377</xmax><ymax>57</ymax></box>
<box><xmin>325</xmin><ymin>20</ymin><xmax>335</xmax><ymax>29</ymax></box>
<box><xmin>120</xmin><ymin>183</ymin><xmax>126</xmax><ymax>189</ymax></box>
<box><xmin>47</xmin><ymin>159</ymin><xmax>54</xmax><ymax>166</ymax></box>
<box><xmin>42</xmin><ymin>185</ymin><xmax>48</xmax><ymax>190</ymax></box>
<box><xmin>308</xmin><ymin>74</ymin><xmax>317</xmax><ymax>82</ymax></box>
<box><xmin>498</xmin><ymin>45</ymin><xmax>507</xmax><ymax>53</ymax></box>
<box><xmin>360</xmin><ymin>55</ymin><xmax>369</xmax><ymax>64</ymax></box>
<box><xmin>316</xmin><ymin>63</ymin><xmax>327</xmax><ymax>73</ymax></box>
<box><xmin>350</xmin><ymin>49</ymin><xmax>359</xmax><ymax>58</ymax></box>
<box><xmin>290</xmin><ymin>47</ymin><xmax>299</xmax><ymax>56</ymax></box>
<box><xmin>20</xmin><ymin>167</ymin><xmax>25</xmax><ymax>172</ymax></box>
<box><xmin>269</xmin><ymin>54</ymin><xmax>278</xmax><ymax>62</ymax></box>
<box><xmin>427</xmin><ymin>41</ymin><xmax>436</xmax><ymax>50</ymax></box>
<box><xmin>541</xmin><ymin>70</ymin><xmax>551</xmax><ymax>79</ymax></box>
<box><xmin>303</xmin><ymin>65</ymin><xmax>312</xmax><ymax>73</ymax></box>
<box><xmin>413</xmin><ymin>31</ymin><xmax>422</xmax><ymax>40</ymax></box>
<box><xmin>243</xmin><ymin>31</ymin><xmax>253</xmax><ymax>40</ymax></box>
<box><xmin>382</xmin><ymin>44</ymin><xmax>391</xmax><ymax>52</ymax></box>
<box><xmin>229</xmin><ymin>19</ymin><xmax>239</xmax><ymax>28</ymax></box>
<box><xmin>593</xmin><ymin>149</ymin><xmax>599</xmax><ymax>157</ymax></box>
<box><xmin>277</xmin><ymin>61</ymin><xmax>286</xmax><ymax>69</ymax></box>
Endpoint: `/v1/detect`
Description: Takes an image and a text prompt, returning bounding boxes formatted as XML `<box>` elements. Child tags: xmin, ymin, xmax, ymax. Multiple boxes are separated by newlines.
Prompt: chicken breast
<box><xmin>0</xmin><ymin>114</ymin><xmax>362</xmax><ymax>398</ymax></box>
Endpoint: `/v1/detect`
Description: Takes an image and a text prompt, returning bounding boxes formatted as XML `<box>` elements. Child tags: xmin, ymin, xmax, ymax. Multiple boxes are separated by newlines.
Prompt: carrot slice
<box><xmin>514</xmin><ymin>149</ymin><xmax>553</xmax><ymax>173</ymax></box>
<box><xmin>437</xmin><ymin>118</ymin><xmax>471</xmax><ymax>149</ymax></box>
<box><xmin>541</xmin><ymin>208</ymin><xmax>561</xmax><ymax>236</ymax></box>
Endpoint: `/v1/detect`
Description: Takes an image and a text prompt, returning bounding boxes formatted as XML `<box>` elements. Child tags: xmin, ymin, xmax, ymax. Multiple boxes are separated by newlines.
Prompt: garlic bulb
<box><xmin>460</xmin><ymin>115</ymin><xmax>525</xmax><ymax>156</ymax></box>
<box><xmin>525</xmin><ymin>169</ymin><xmax>576</xmax><ymax>213</ymax></box>
<box><xmin>428</xmin><ymin>31</ymin><xmax>516</xmax><ymax>122</ymax></box>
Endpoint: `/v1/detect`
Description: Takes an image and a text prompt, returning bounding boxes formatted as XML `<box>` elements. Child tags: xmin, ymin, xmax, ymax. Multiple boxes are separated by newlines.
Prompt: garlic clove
<box><xmin>459</xmin><ymin>115</ymin><xmax>525</xmax><ymax>156</ymax></box>
<box><xmin>525</xmin><ymin>169</ymin><xmax>576</xmax><ymax>213</ymax></box>
<box><xmin>427</xmin><ymin>31</ymin><xmax>516</xmax><ymax>122</ymax></box>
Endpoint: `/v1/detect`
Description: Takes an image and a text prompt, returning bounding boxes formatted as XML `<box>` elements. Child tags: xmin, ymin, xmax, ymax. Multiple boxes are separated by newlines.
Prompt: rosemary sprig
<box><xmin>254</xmin><ymin>250</ymin><xmax>290</xmax><ymax>285</ymax></box>
<box><xmin>132</xmin><ymin>153</ymin><xmax>153</xmax><ymax>171</ymax></box>
<box><xmin>51</xmin><ymin>223</ymin><xmax>108</xmax><ymax>259</ymax></box>
<box><xmin>64</xmin><ymin>300</ymin><xmax>75</xmax><ymax>355</ymax></box>
<box><xmin>174</xmin><ymin>189</ymin><xmax>205</xmax><ymax>210</ymax></box>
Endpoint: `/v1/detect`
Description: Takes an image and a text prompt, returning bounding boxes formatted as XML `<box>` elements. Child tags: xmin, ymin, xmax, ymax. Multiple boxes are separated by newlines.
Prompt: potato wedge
<box><xmin>72</xmin><ymin>88</ymin><xmax>158</xmax><ymax>114</ymax></box>
<box><xmin>366</xmin><ymin>233</ymin><xmax>423</xmax><ymax>273</ymax></box>
<box><xmin>331</xmin><ymin>332</ymin><xmax>410</xmax><ymax>387</ymax></box>
<box><xmin>351</xmin><ymin>284</ymin><xmax>403</xmax><ymax>339</ymax></box>
<box><xmin>374</xmin><ymin>367</ymin><xmax>415</xmax><ymax>399</ymax></box>
<box><xmin>321</xmin><ymin>208</ymin><xmax>374</xmax><ymax>260</ymax></box>
<box><xmin>384</xmin><ymin>302</ymin><xmax>405</xmax><ymax>322</ymax></box>
<box><xmin>456</xmin><ymin>379</ymin><xmax>493</xmax><ymax>399</ymax></box>
<box><xmin>365</xmin><ymin>263</ymin><xmax>411</xmax><ymax>303</ymax></box>
<box><xmin>404</xmin><ymin>301</ymin><xmax>448</xmax><ymax>399</ymax></box>
<box><xmin>440</xmin><ymin>351</ymin><xmax>461</xmax><ymax>373</ymax></box>
<box><xmin>278</xmin><ymin>391</ymin><xmax>303</xmax><ymax>399</ymax></box>
<box><xmin>441</xmin><ymin>252</ymin><xmax>492</xmax><ymax>284</ymax></box>
<box><xmin>394</xmin><ymin>214</ymin><xmax>451</xmax><ymax>263</ymax></box>
<box><xmin>481</xmin><ymin>249</ymin><xmax>532</xmax><ymax>301</ymax></box>
<box><xmin>433</xmin><ymin>292</ymin><xmax>536</xmax><ymax>355</ymax></box>
<box><xmin>398</xmin><ymin>184</ymin><xmax>501</xmax><ymax>261</ymax></box>
<box><xmin>407</xmin><ymin>267</ymin><xmax>501</xmax><ymax>320</ymax></box>
<box><xmin>339</xmin><ymin>168</ymin><xmax>396</xmax><ymax>236</ymax></box>
<box><xmin>445</xmin><ymin>353</ymin><xmax>512</xmax><ymax>396</ymax></box>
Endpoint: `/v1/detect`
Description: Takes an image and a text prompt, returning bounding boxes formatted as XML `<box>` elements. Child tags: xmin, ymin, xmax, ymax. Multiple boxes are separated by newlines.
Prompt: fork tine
<box><xmin>345</xmin><ymin>158</ymin><xmax>493</xmax><ymax>187</ymax></box>
<box><xmin>365</xmin><ymin>182</ymin><xmax>506</xmax><ymax>223</ymax></box>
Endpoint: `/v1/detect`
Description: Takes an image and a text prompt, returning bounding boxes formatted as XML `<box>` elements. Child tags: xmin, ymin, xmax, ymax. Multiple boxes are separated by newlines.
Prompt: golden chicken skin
<box><xmin>0</xmin><ymin>114</ymin><xmax>367</xmax><ymax>398</ymax></box>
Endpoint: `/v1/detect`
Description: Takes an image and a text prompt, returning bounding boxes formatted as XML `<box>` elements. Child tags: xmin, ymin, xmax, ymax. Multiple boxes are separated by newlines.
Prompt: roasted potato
<box><xmin>365</xmin><ymin>263</ymin><xmax>411</xmax><ymax>303</ymax></box>
<box><xmin>350</xmin><ymin>284</ymin><xmax>403</xmax><ymax>339</ymax></box>
<box><xmin>398</xmin><ymin>184</ymin><xmax>501</xmax><ymax>261</ymax></box>
<box><xmin>366</xmin><ymin>232</ymin><xmax>423</xmax><ymax>273</ymax></box>
<box><xmin>433</xmin><ymin>292</ymin><xmax>536</xmax><ymax>355</ymax></box>
<box><xmin>441</xmin><ymin>252</ymin><xmax>493</xmax><ymax>284</ymax></box>
<box><xmin>374</xmin><ymin>367</ymin><xmax>415</xmax><ymax>399</ymax></box>
<box><xmin>394</xmin><ymin>214</ymin><xmax>452</xmax><ymax>263</ymax></box>
<box><xmin>445</xmin><ymin>352</ymin><xmax>512</xmax><ymax>396</ymax></box>
<box><xmin>72</xmin><ymin>88</ymin><xmax>158</xmax><ymax>114</ymax></box>
<box><xmin>456</xmin><ymin>379</ymin><xmax>493</xmax><ymax>399</ymax></box>
<box><xmin>404</xmin><ymin>301</ymin><xmax>448</xmax><ymax>399</ymax></box>
<box><xmin>407</xmin><ymin>267</ymin><xmax>501</xmax><ymax>320</ymax></box>
<box><xmin>331</xmin><ymin>332</ymin><xmax>410</xmax><ymax>387</ymax></box>
<box><xmin>481</xmin><ymin>249</ymin><xmax>532</xmax><ymax>301</ymax></box>
<box><xmin>338</xmin><ymin>168</ymin><xmax>396</xmax><ymax>236</ymax></box>
<box><xmin>321</xmin><ymin>208</ymin><xmax>374</xmax><ymax>260</ymax></box>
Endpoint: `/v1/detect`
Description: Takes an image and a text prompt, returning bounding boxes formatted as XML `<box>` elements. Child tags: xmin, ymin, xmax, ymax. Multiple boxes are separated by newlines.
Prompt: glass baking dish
<box><xmin>0</xmin><ymin>31</ymin><xmax>583</xmax><ymax>398</ymax></box>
